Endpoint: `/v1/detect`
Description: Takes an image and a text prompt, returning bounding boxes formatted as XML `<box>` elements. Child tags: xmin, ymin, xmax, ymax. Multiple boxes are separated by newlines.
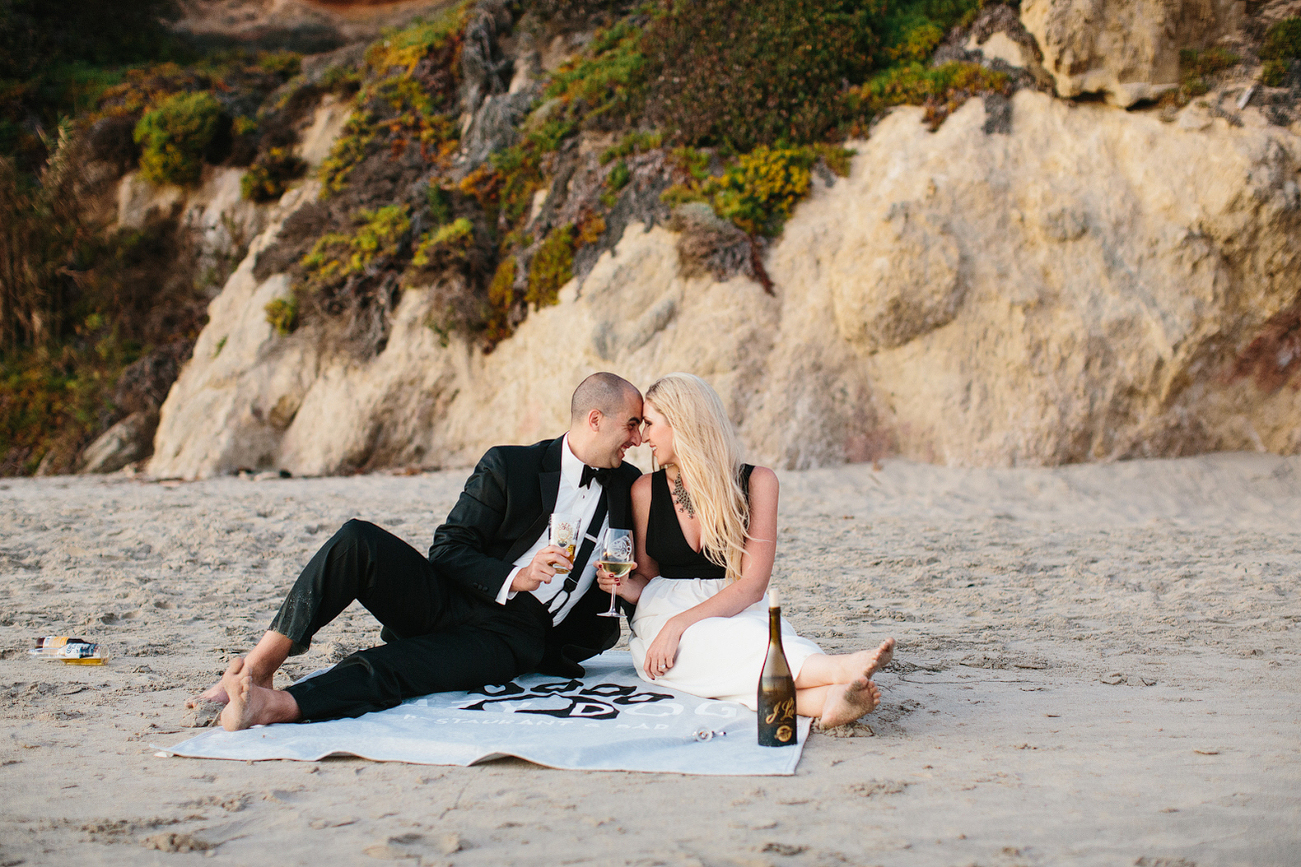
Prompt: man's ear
<box><xmin>587</xmin><ymin>409</ymin><xmax>603</xmax><ymax>431</ymax></box>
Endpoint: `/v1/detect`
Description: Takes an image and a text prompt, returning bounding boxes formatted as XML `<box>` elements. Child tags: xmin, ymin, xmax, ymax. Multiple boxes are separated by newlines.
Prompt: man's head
<box><xmin>568</xmin><ymin>372</ymin><xmax>643</xmax><ymax>468</ymax></box>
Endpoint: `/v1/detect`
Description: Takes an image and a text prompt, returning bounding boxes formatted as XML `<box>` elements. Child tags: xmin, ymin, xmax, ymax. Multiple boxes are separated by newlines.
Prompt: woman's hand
<box><xmin>596</xmin><ymin>564</ymin><xmax>645</xmax><ymax>604</ymax></box>
<box><xmin>644</xmin><ymin>616</ymin><xmax>685</xmax><ymax>680</ymax></box>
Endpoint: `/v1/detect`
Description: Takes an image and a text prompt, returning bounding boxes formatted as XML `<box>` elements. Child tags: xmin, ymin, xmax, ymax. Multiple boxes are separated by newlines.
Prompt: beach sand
<box><xmin>1</xmin><ymin>453</ymin><xmax>1299</xmax><ymax>866</ymax></box>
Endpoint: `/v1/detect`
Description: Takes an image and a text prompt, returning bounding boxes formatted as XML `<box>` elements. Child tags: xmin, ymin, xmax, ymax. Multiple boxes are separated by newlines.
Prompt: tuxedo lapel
<box><xmin>503</xmin><ymin>436</ymin><xmax>564</xmax><ymax>564</ymax></box>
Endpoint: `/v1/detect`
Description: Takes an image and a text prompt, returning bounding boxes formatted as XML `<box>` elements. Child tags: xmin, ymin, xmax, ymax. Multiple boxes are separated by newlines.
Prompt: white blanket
<box><xmin>163</xmin><ymin>654</ymin><xmax>810</xmax><ymax>775</ymax></box>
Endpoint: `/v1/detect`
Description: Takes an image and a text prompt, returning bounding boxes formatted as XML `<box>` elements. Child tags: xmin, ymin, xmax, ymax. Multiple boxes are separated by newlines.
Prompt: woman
<box><xmin>599</xmin><ymin>373</ymin><xmax>894</xmax><ymax>728</ymax></box>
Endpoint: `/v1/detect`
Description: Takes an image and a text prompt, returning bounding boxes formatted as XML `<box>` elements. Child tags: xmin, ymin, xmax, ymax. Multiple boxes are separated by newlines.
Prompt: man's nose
<box><xmin>629</xmin><ymin>428</ymin><xmax>642</xmax><ymax>447</ymax></box>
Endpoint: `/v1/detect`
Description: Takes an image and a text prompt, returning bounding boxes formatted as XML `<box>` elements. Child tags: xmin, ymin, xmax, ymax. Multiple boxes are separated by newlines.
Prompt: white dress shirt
<box><xmin>495</xmin><ymin>434</ymin><xmax>610</xmax><ymax>624</ymax></box>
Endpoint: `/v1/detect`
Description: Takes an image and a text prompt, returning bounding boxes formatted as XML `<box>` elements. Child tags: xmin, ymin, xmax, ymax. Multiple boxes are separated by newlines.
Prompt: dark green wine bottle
<box><xmin>757</xmin><ymin>587</ymin><xmax>798</xmax><ymax>747</ymax></box>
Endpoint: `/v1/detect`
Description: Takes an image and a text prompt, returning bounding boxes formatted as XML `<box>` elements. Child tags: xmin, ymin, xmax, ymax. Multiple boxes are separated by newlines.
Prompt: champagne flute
<box><xmin>596</xmin><ymin>528</ymin><xmax>634</xmax><ymax>618</ymax></box>
<box><xmin>549</xmin><ymin>513</ymin><xmax>579</xmax><ymax>575</ymax></box>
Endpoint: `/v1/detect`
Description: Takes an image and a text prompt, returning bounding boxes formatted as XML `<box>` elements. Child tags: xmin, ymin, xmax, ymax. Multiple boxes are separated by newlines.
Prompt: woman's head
<box><xmin>644</xmin><ymin>373</ymin><xmax>750</xmax><ymax>581</ymax></box>
<box><xmin>643</xmin><ymin>373</ymin><xmax>742</xmax><ymax>476</ymax></box>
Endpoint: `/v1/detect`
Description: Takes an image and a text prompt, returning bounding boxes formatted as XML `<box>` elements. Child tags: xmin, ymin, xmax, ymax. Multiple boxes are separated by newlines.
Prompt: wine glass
<box><xmin>548</xmin><ymin>513</ymin><xmax>579</xmax><ymax>575</ymax></box>
<box><xmin>596</xmin><ymin>528</ymin><xmax>634</xmax><ymax>618</ymax></box>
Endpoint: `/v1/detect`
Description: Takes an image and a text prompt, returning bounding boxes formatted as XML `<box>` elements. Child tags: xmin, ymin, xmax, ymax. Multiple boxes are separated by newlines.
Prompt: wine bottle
<box><xmin>757</xmin><ymin>587</ymin><xmax>798</xmax><ymax>747</ymax></box>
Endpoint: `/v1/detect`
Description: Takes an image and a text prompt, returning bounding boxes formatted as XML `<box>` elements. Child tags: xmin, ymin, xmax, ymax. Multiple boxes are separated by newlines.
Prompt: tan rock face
<box><xmin>148</xmin><ymin>91</ymin><xmax>1301</xmax><ymax>476</ymax></box>
<box><xmin>1022</xmin><ymin>0</ymin><xmax>1243</xmax><ymax>106</ymax></box>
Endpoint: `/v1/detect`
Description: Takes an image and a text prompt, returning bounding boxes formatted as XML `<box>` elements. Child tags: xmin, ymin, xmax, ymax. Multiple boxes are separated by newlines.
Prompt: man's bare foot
<box><xmin>185</xmin><ymin>683</ymin><xmax>229</xmax><ymax>709</ymax></box>
<box><xmin>820</xmin><ymin>676</ymin><xmax>881</xmax><ymax>728</ymax></box>
<box><xmin>219</xmin><ymin>668</ymin><xmax>301</xmax><ymax>731</ymax></box>
<box><xmin>186</xmin><ymin>654</ymin><xmax>277</xmax><ymax>708</ymax></box>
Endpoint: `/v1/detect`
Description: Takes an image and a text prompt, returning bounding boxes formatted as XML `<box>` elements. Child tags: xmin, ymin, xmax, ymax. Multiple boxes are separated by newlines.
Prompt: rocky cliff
<box><xmin>139</xmin><ymin>1</ymin><xmax>1301</xmax><ymax>476</ymax></box>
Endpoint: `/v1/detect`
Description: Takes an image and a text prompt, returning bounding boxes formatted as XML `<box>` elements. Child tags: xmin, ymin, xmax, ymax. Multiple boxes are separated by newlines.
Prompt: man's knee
<box><xmin>334</xmin><ymin>518</ymin><xmax>381</xmax><ymax>547</ymax></box>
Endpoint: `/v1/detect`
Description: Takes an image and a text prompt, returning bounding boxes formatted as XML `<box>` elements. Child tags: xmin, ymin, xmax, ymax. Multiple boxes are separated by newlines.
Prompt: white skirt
<box><xmin>628</xmin><ymin>576</ymin><xmax>824</xmax><ymax>711</ymax></box>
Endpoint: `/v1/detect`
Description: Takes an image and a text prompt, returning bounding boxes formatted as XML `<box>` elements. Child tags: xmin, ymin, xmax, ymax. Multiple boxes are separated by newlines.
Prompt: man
<box><xmin>189</xmin><ymin>372</ymin><xmax>644</xmax><ymax>731</ymax></box>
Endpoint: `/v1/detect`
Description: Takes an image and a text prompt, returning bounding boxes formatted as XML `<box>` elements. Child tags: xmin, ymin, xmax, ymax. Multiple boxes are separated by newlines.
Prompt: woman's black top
<box><xmin>645</xmin><ymin>465</ymin><xmax>754</xmax><ymax>579</ymax></box>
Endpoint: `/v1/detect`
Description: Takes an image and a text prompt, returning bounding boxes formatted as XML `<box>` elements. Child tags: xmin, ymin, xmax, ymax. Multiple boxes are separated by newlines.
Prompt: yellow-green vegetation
<box><xmin>301</xmin><ymin>204</ymin><xmax>412</xmax><ymax>284</ymax></box>
<box><xmin>1177</xmin><ymin>47</ymin><xmax>1239</xmax><ymax>98</ymax></box>
<box><xmin>257</xmin><ymin>50</ymin><xmax>302</xmax><ymax>78</ymax></box>
<box><xmin>241</xmin><ymin>147</ymin><xmax>305</xmax><ymax>202</ymax></box>
<box><xmin>264</xmin><ymin>297</ymin><xmax>298</xmax><ymax>335</ymax></box>
<box><xmin>319</xmin><ymin>111</ymin><xmax>377</xmax><ymax>195</ymax></box>
<box><xmin>133</xmin><ymin>91</ymin><xmax>224</xmax><ymax>186</ymax></box>
<box><xmin>410</xmin><ymin>218</ymin><xmax>474</xmax><ymax>270</ymax></box>
<box><xmin>849</xmin><ymin>61</ymin><xmax>1011</xmax><ymax>128</ymax></box>
<box><xmin>601</xmin><ymin>160</ymin><xmax>631</xmax><ymax>207</ymax></box>
<box><xmin>483</xmin><ymin>256</ymin><xmax>517</xmax><ymax>346</ymax></box>
<box><xmin>545</xmin><ymin>18</ymin><xmax>646</xmax><ymax>130</ymax></box>
<box><xmin>600</xmin><ymin>131</ymin><xmax>662</xmax><ymax>164</ymax></box>
<box><xmin>662</xmin><ymin>144</ymin><xmax>854</xmax><ymax>237</ymax></box>
<box><xmin>702</xmin><ymin>147</ymin><xmax>815</xmax><ymax>237</ymax></box>
<box><xmin>365</xmin><ymin>3</ymin><xmax>471</xmax><ymax>74</ymax></box>
<box><xmin>1261</xmin><ymin>18</ymin><xmax>1301</xmax><ymax>87</ymax></box>
<box><xmin>526</xmin><ymin>225</ymin><xmax>576</xmax><ymax>309</ymax></box>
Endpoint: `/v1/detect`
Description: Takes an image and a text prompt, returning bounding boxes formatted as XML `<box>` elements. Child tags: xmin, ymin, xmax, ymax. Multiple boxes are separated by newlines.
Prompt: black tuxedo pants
<box><xmin>270</xmin><ymin>519</ymin><xmax>549</xmax><ymax>722</ymax></box>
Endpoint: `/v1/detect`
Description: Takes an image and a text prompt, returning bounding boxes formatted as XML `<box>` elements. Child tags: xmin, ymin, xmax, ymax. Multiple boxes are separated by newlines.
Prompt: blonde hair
<box><xmin>645</xmin><ymin>373</ymin><xmax>750</xmax><ymax>582</ymax></box>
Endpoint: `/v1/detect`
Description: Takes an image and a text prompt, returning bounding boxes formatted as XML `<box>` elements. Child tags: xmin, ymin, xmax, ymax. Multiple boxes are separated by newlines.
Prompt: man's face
<box><xmin>592</xmin><ymin>392</ymin><xmax>643</xmax><ymax>468</ymax></box>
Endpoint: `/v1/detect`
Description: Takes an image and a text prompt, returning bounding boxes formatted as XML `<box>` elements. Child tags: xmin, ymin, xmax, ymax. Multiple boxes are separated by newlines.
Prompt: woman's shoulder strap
<box><xmin>740</xmin><ymin>463</ymin><xmax>754</xmax><ymax>498</ymax></box>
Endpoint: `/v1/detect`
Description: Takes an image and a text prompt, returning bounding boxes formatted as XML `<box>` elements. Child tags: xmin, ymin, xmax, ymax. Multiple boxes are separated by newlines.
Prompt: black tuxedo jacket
<box><xmin>427</xmin><ymin>436</ymin><xmax>640</xmax><ymax>677</ymax></box>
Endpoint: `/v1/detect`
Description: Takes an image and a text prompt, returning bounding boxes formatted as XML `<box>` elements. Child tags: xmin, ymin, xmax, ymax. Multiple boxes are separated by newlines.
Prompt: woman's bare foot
<box><xmin>827</xmin><ymin>637</ymin><xmax>895</xmax><ymax>684</ymax></box>
<box><xmin>218</xmin><ymin>657</ymin><xmax>301</xmax><ymax>731</ymax></box>
<box><xmin>819</xmin><ymin>676</ymin><xmax>882</xmax><ymax>728</ymax></box>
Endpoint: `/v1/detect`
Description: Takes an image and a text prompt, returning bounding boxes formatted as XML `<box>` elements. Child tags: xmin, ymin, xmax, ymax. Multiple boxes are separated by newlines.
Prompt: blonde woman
<box><xmin>598</xmin><ymin>373</ymin><xmax>895</xmax><ymax>728</ymax></box>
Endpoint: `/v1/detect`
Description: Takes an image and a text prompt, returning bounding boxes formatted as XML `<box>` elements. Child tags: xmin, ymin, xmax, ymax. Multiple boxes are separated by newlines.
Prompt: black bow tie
<box><xmin>580</xmin><ymin>465</ymin><xmax>614</xmax><ymax>489</ymax></box>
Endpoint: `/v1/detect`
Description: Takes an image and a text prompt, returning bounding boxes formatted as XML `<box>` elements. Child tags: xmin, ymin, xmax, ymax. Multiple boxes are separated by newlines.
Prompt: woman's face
<box><xmin>641</xmin><ymin>401</ymin><xmax>676</xmax><ymax>468</ymax></box>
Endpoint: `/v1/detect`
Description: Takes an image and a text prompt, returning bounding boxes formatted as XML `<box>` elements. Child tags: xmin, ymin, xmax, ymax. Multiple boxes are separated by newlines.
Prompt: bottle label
<box><xmin>763</xmin><ymin>698</ymin><xmax>795</xmax><ymax>726</ymax></box>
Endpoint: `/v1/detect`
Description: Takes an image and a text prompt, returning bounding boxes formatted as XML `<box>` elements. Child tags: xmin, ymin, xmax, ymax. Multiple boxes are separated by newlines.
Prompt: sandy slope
<box><xmin>1</xmin><ymin>453</ymin><xmax>1299</xmax><ymax>866</ymax></box>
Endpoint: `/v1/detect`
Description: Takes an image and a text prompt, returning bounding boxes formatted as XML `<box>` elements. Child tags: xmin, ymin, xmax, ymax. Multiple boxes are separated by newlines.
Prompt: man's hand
<box><xmin>511</xmin><ymin>545</ymin><xmax>572</xmax><ymax>593</ymax></box>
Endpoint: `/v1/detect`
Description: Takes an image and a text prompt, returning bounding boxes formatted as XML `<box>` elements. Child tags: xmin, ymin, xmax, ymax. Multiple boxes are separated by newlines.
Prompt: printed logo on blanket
<box><xmin>460</xmin><ymin>679</ymin><xmax>675</xmax><ymax>720</ymax></box>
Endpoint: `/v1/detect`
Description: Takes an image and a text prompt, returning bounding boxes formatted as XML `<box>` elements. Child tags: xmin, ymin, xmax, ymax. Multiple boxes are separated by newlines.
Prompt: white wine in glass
<box><xmin>597</xmin><ymin>528</ymin><xmax>634</xmax><ymax>618</ymax></box>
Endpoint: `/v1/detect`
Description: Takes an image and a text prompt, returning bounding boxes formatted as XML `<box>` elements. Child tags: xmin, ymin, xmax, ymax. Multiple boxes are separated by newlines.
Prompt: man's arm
<box><xmin>427</xmin><ymin>448</ymin><xmax>516</xmax><ymax>602</ymax></box>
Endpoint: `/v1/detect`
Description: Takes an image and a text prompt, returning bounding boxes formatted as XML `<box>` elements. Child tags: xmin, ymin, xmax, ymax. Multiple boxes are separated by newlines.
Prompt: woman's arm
<box><xmin>598</xmin><ymin>474</ymin><xmax>655</xmax><ymax>604</ymax></box>
<box><xmin>642</xmin><ymin>466</ymin><xmax>779</xmax><ymax>678</ymax></box>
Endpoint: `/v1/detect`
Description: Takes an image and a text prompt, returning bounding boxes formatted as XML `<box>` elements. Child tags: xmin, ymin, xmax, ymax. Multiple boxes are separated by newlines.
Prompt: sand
<box><xmin>1</xmin><ymin>452</ymin><xmax>1299</xmax><ymax>866</ymax></box>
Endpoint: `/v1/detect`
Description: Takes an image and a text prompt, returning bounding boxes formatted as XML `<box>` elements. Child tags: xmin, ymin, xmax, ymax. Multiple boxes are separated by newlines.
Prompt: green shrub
<box><xmin>850</xmin><ymin>61</ymin><xmax>1010</xmax><ymax>127</ymax></box>
<box><xmin>133</xmin><ymin>91</ymin><xmax>224</xmax><ymax>186</ymax></box>
<box><xmin>426</xmin><ymin>184</ymin><xmax>453</xmax><ymax>225</ymax></box>
<box><xmin>257</xmin><ymin>51</ymin><xmax>302</xmax><ymax>78</ymax></box>
<box><xmin>301</xmin><ymin>204</ymin><xmax>412</xmax><ymax>283</ymax></box>
<box><xmin>1261</xmin><ymin>18</ymin><xmax>1301</xmax><ymax>86</ymax></box>
<box><xmin>483</xmin><ymin>256</ymin><xmax>517</xmax><ymax>345</ymax></box>
<box><xmin>365</xmin><ymin>3</ymin><xmax>471</xmax><ymax>74</ymax></box>
<box><xmin>601</xmin><ymin>159</ymin><xmax>631</xmax><ymax>207</ymax></box>
<box><xmin>702</xmin><ymin>146</ymin><xmax>815</xmax><ymax>237</ymax></box>
<box><xmin>265</xmin><ymin>296</ymin><xmax>299</xmax><ymax>335</ymax></box>
<box><xmin>526</xmin><ymin>225</ymin><xmax>575</xmax><ymax>309</ymax></box>
<box><xmin>318</xmin><ymin>111</ymin><xmax>376</xmax><ymax>196</ymax></box>
<box><xmin>241</xmin><ymin>147</ymin><xmax>305</xmax><ymax>202</ymax></box>
<box><xmin>639</xmin><ymin>0</ymin><xmax>882</xmax><ymax>150</ymax></box>
<box><xmin>1262</xmin><ymin>17</ymin><xmax>1301</xmax><ymax>61</ymax></box>
<box><xmin>545</xmin><ymin>18</ymin><xmax>647</xmax><ymax>130</ymax></box>
<box><xmin>600</xmin><ymin>130</ymin><xmax>662</xmax><ymax>164</ymax></box>
<box><xmin>878</xmin><ymin>0</ymin><xmax>979</xmax><ymax>64</ymax></box>
<box><xmin>410</xmin><ymin>217</ymin><xmax>474</xmax><ymax>269</ymax></box>
<box><xmin>1178</xmin><ymin>47</ymin><xmax>1238</xmax><ymax>98</ymax></box>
